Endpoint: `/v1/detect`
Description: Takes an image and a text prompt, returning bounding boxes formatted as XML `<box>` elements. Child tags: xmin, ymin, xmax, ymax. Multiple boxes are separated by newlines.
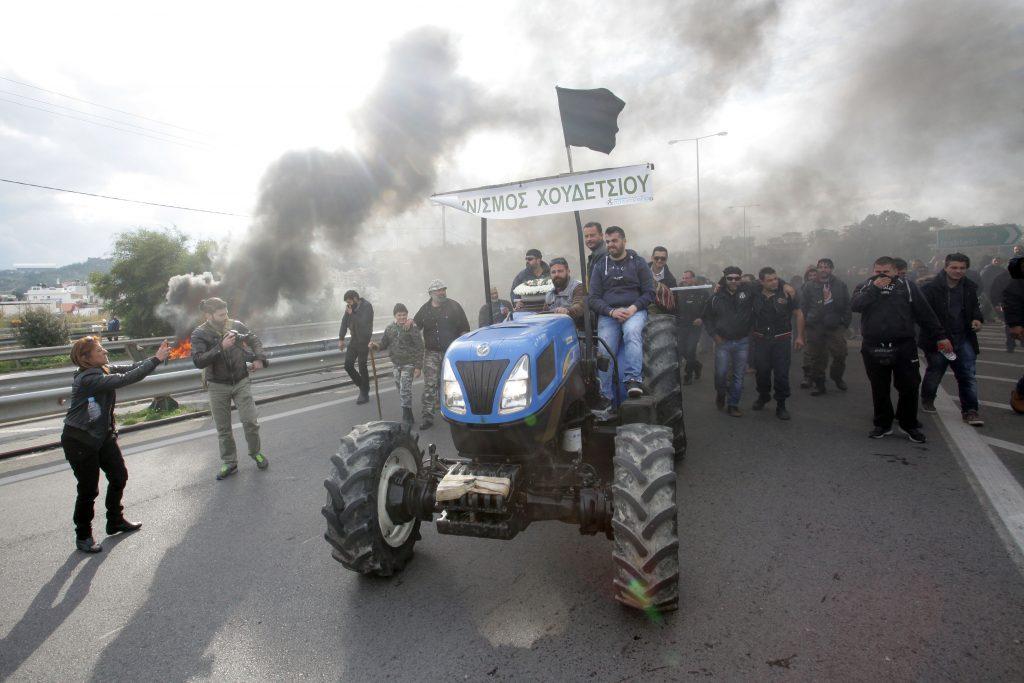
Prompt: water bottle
<box><xmin>87</xmin><ymin>396</ymin><xmax>101</xmax><ymax>423</ymax></box>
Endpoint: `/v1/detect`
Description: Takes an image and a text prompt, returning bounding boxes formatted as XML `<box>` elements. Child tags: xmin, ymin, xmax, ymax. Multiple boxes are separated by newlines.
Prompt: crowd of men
<box><xmin>332</xmin><ymin>222</ymin><xmax>1023</xmax><ymax>445</ymax></box>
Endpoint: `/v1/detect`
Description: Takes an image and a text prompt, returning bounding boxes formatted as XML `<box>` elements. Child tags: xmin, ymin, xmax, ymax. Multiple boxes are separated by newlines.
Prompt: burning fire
<box><xmin>169</xmin><ymin>338</ymin><xmax>192</xmax><ymax>360</ymax></box>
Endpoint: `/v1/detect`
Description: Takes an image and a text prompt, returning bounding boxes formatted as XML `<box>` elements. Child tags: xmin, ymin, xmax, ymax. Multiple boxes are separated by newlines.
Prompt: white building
<box><xmin>25</xmin><ymin>282</ymin><xmax>93</xmax><ymax>307</ymax></box>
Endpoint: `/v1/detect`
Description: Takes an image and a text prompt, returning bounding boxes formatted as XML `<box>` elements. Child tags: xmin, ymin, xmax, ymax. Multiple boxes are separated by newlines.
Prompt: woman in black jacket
<box><xmin>61</xmin><ymin>335</ymin><xmax>169</xmax><ymax>553</ymax></box>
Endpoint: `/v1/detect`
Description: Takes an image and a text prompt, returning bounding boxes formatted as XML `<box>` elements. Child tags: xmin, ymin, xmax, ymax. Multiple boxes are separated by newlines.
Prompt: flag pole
<box><xmin>565</xmin><ymin>144</ymin><xmax>596</xmax><ymax>372</ymax></box>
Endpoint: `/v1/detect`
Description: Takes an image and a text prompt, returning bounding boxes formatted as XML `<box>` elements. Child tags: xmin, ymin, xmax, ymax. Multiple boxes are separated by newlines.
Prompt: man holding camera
<box><xmin>191</xmin><ymin>297</ymin><xmax>269</xmax><ymax>480</ymax></box>
<box><xmin>851</xmin><ymin>257</ymin><xmax>951</xmax><ymax>443</ymax></box>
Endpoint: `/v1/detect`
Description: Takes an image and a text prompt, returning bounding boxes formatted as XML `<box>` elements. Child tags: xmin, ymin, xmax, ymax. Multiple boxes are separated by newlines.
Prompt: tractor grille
<box><xmin>456</xmin><ymin>359</ymin><xmax>510</xmax><ymax>415</ymax></box>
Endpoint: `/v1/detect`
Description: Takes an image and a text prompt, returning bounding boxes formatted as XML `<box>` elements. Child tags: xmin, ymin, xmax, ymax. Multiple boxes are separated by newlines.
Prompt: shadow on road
<box><xmin>87</xmin><ymin>467</ymin><xmax>285</xmax><ymax>682</ymax></box>
<box><xmin>0</xmin><ymin>535</ymin><xmax>130</xmax><ymax>679</ymax></box>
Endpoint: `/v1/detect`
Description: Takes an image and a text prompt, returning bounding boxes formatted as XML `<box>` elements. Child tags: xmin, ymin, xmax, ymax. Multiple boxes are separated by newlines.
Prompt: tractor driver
<box><xmin>541</xmin><ymin>257</ymin><xmax>586</xmax><ymax>328</ymax></box>
<box><xmin>589</xmin><ymin>226</ymin><xmax>656</xmax><ymax>406</ymax></box>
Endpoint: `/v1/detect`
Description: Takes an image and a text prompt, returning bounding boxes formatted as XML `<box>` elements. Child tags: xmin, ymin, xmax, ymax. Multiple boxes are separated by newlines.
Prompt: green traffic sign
<box><xmin>935</xmin><ymin>224</ymin><xmax>1022</xmax><ymax>248</ymax></box>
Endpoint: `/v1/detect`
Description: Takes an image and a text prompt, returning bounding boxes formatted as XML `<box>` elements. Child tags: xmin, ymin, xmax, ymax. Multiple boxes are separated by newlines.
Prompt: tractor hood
<box><xmin>440</xmin><ymin>314</ymin><xmax>580</xmax><ymax>425</ymax></box>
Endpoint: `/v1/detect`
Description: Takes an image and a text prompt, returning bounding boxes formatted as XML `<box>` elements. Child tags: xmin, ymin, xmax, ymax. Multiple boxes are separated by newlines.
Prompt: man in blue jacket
<box><xmin>589</xmin><ymin>225</ymin><xmax>655</xmax><ymax>405</ymax></box>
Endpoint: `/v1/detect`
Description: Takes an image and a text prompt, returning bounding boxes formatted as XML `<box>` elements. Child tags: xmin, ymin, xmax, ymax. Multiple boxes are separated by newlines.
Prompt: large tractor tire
<box><xmin>643</xmin><ymin>313</ymin><xmax>686</xmax><ymax>457</ymax></box>
<box><xmin>611</xmin><ymin>424</ymin><xmax>679</xmax><ymax>613</ymax></box>
<box><xmin>322</xmin><ymin>421</ymin><xmax>422</xmax><ymax>576</ymax></box>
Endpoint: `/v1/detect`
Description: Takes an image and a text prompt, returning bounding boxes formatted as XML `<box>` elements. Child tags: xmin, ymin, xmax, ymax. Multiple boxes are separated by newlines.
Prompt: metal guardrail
<box><xmin>0</xmin><ymin>317</ymin><xmax>393</xmax><ymax>364</ymax></box>
<box><xmin>0</xmin><ymin>329</ymin><xmax>392</xmax><ymax>423</ymax></box>
<box><xmin>0</xmin><ymin>349</ymin><xmax>394</xmax><ymax>423</ymax></box>
<box><xmin>0</xmin><ymin>337</ymin><xmax>342</xmax><ymax>395</ymax></box>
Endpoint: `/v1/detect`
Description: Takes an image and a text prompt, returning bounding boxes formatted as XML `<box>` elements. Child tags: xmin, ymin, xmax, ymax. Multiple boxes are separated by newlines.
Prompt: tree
<box><xmin>90</xmin><ymin>229</ymin><xmax>214</xmax><ymax>337</ymax></box>
<box><xmin>17</xmin><ymin>308</ymin><xmax>70</xmax><ymax>348</ymax></box>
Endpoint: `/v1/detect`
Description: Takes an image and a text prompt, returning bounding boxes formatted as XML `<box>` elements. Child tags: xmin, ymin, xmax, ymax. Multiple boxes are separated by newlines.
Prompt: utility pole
<box><xmin>668</xmin><ymin>131</ymin><xmax>727</xmax><ymax>274</ymax></box>
<box><xmin>441</xmin><ymin>205</ymin><xmax>447</xmax><ymax>246</ymax></box>
<box><xmin>729</xmin><ymin>204</ymin><xmax>760</xmax><ymax>270</ymax></box>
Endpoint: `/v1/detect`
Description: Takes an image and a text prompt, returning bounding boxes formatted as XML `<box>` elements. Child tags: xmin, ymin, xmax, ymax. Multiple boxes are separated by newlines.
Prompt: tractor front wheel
<box><xmin>322</xmin><ymin>422</ymin><xmax>422</xmax><ymax>576</ymax></box>
<box><xmin>611</xmin><ymin>424</ymin><xmax>679</xmax><ymax>613</ymax></box>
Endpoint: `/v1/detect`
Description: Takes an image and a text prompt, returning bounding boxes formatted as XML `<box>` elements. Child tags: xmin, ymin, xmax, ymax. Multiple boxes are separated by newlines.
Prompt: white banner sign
<box><xmin>431</xmin><ymin>163</ymin><xmax>653</xmax><ymax>220</ymax></box>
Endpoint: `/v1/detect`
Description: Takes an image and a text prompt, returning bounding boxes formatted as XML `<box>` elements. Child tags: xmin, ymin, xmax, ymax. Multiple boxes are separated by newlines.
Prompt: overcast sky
<box><xmin>1</xmin><ymin>0</ymin><xmax>1022</xmax><ymax>270</ymax></box>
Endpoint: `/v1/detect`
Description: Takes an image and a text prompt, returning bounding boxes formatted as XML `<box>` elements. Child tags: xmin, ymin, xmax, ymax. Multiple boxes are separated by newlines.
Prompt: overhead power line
<box><xmin>0</xmin><ymin>88</ymin><xmax>209</xmax><ymax>146</ymax></box>
<box><xmin>0</xmin><ymin>74</ymin><xmax>205</xmax><ymax>135</ymax></box>
<box><xmin>0</xmin><ymin>177</ymin><xmax>249</xmax><ymax>217</ymax></box>
<box><xmin>0</xmin><ymin>97</ymin><xmax>209</xmax><ymax>150</ymax></box>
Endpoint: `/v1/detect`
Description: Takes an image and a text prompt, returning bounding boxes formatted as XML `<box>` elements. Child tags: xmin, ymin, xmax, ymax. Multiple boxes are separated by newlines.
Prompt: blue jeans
<box><xmin>920</xmin><ymin>339</ymin><xmax>978</xmax><ymax>412</ymax></box>
<box><xmin>714</xmin><ymin>337</ymin><xmax>750</xmax><ymax>407</ymax></box>
<box><xmin>597</xmin><ymin>311</ymin><xmax>647</xmax><ymax>404</ymax></box>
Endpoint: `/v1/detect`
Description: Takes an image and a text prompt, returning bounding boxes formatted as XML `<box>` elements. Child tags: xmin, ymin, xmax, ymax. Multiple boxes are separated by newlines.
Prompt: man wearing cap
<box><xmin>414</xmin><ymin>279</ymin><xmax>470</xmax><ymax>430</ymax></box>
<box><xmin>542</xmin><ymin>257</ymin><xmax>586</xmax><ymax>327</ymax></box>
<box><xmin>511</xmin><ymin>248</ymin><xmax>550</xmax><ymax>308</ymax></box>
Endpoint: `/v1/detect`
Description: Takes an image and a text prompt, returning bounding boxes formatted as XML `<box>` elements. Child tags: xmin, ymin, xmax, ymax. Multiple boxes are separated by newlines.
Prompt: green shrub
<box><xmin>17</xmin><ymin>309</ymin><xmax>70</xmax><ymax>348</ymax></box>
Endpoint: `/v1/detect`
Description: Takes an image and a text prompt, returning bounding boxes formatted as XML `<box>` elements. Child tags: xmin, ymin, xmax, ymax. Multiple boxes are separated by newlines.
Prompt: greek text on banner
<box><xmin>431</xmin><ymin>163</ymin><xmax>654</xmax><ymax>220</ymax></box>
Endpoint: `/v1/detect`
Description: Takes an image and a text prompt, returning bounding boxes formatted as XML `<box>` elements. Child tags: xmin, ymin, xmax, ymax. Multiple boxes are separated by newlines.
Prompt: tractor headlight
<box><xmin>499</xmin><ymin>354</ymin><xmax>531</xmax><ymax>414</ymax></box>
<box><xmin>442</xmin><ymin>358</ymin><xmax>466</xmax><ymax>414</ymax></box>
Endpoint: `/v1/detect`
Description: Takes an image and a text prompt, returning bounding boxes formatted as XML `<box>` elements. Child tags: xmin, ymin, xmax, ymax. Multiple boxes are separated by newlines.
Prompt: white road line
<box><xmin>976</xmin><ymin>374</ymin><xmax>1016</xmax><ymax>384</ymax></box>
<box><xmin>0</xmin><ymin>384</ymin><xmax>403</xmax><ymax>487</ymax></box>
<box><xmin>981</xmin><ymin>346</ymin><xmax>1018</xmax><ymax>352</ymax></box>
<box><xmin>977</xmin><ymin>360</ymin><xmax>1024</xmax><ymax>368</ymax></box>
<box><xmin>984</xmin><ymin>436</ymin><xmax>1024</xmax><ymax>456</ymax></box>
<box><xmin>952</xmin><ymin>397</ymin><xmax>1013</xmax><ymax>411</ymax></box>
<box><xmin>934</xmin><ymin>386</ymin><xmax>1024</xmax><ymax>570</ymax></box>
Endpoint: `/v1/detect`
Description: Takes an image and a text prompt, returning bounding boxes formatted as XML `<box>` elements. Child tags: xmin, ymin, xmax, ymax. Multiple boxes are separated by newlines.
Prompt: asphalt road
<box><xmin>2</xmin><ymin>341</ymin><xmax>1024</xmax><ymax>681</ymax></box>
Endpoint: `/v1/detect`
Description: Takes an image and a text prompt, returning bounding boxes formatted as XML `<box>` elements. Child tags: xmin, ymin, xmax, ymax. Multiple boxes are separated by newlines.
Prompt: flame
<box><xmin>169</xmin><ymin>338</ymin><xmax>192</xmax><ymax>360</ymax></box>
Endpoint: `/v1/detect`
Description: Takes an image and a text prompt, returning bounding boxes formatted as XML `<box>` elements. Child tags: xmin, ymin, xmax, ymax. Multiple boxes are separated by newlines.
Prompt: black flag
<box><xmin>556</xmin><ymin>86</ymin><xmax>626</xmax><ymax>155</ymax></box>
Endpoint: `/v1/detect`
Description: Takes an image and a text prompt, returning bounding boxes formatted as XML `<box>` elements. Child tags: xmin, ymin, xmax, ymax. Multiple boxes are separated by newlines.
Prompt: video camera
<box><xmin>1009</xmin><ymin>257</ymin><xmax>1024</xmax><ymax>280</ymax></box>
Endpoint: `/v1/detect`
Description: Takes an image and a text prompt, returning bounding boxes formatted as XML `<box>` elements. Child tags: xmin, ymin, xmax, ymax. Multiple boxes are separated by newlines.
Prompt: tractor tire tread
<box><xmin>611</xmin><ymin>424</ymin><xmax>680</xmax><ymax>614</ymax></box>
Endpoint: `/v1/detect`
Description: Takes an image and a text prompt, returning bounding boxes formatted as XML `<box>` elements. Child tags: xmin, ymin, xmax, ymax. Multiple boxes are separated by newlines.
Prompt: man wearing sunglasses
<box><xmin>648</xmin><ymin>247</ymin><xmax>677</xmax><ymax>288</ymax></box>
<box><xmin>511</xmin><ymin>248</ymin><xmax>550</xmax><ymax>309</ymax></box>
<box><xmin>703</xmin><ymin>266</ymin><xmax>758</xmax><ymax>416</ymax></box>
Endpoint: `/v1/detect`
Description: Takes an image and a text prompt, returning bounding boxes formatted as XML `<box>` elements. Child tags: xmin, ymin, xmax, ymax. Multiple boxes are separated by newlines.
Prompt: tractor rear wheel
<box><xmin>643</xmin><ymin>313</ymin><xmax>686</xmax><ymax>456</ymax></box>
<box><xmin>322</xmin><ymin>421</ymin><xmax>422</xmax><ymax>576</ymax></box>
<box><xmin>611</xmin><ymin>424</ymin><xmax>679</xmax><ymax>613</ymax></box>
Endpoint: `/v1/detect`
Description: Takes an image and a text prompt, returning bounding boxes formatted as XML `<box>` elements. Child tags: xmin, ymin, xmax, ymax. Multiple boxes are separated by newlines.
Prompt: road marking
<box><xmin>984</xmin><ymin>436</ymin><xmax>1024</xmax><ymax>456</ymax></box>
<box><xmin>0</xmin><ymin>383</ymin><xmax>404</xmax><ymax>487</ymax></box>
<box><xmin>977</xmin><ymin>359</ymin><xmax>1024</xmax><ymax>368</ymax></box>
<box><xmin>976</xmin><ymin>374</ymin><xmax>1015</xmax><ymax>384</ymax></box>
<box><xmin>981</xmin><ymin>346</ymin><xmax>1018</xmax><ymax>352</ymax></box>
<box><xmin>979</xmin><ymin>399</ymin><xmax>1012</xmax><ymax>411</ymax></box>
<box><xmin>934</xmin><ymin>385</ymin><xmax>1024</xmax><ymax>569</ymax></box>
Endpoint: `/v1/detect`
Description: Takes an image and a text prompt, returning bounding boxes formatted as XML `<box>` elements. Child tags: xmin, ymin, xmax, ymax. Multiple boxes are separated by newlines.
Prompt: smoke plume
<box><xmin>164</xmin><ymin>26</ymin><xmax>522</xmax><ymax>323</ymax></box>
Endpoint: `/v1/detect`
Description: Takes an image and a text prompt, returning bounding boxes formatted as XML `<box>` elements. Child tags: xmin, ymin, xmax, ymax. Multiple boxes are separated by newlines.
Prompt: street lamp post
<box><xmin>729</xmin><ymin>204</ymin><xmax>760</xmax><ymax>270</ymax></box>
<box><xmin>668</xmin><ymin>131</ymin><xmax>727</xmax><ymax>274</ymax></box>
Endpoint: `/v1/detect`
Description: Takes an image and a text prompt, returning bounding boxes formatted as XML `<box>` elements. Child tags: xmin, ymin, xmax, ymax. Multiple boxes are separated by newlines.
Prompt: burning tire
<box><xmin>322</xmin><ymin>421</ymin><xmax>422</xmax><ymax>576</ymax></box>
<box><xmin>643</xmin><ymin>313</ymin><xmax>686</xmax><ymax>457</ymax></box>
<box><xmin>611</xmin><ymin>424</ymin><xmax>679</xmax><ymax>613</ymax></box>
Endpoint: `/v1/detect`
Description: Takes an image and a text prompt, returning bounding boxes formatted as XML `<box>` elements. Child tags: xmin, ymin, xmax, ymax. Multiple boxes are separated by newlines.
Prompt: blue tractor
<box><xmin>322</xmin><ymin>164</ymin><xmax>685</xmax><ymax>613</ymax></box>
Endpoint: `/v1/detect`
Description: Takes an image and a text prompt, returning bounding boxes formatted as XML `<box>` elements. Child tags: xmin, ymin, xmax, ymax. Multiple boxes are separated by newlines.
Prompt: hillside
<box><xmin>0</xmin><ymin>257</ymin><xmax>113</xmax><ymax>296</ymax></box>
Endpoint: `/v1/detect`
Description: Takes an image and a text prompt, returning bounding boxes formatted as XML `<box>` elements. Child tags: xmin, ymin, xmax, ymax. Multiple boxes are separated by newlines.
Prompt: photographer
<box><xmin>62</xmin><ymin>335</ymin><xmax>170</xmax><ymax>552</ymax></box>
<box><xmin>851</xmin><ymin>257</ymin><xmax>951</xmax><ymax>443</ymax></box>
<box><xmin>191</xmin><ymin>298</ymin><xmax>269</xmax><ymax>480</ymax></box>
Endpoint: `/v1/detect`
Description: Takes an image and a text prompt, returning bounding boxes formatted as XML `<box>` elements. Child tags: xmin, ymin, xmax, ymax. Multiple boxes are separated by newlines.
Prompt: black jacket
<box><xmin>414</xmin><ymin>299</ymin><xmax>470</xmax><ymax>353</ymax></box>
<box><xmin>586</xmin><ymin>243</ymin><xmax>608</xmax><ymax>286</ymax></box>
<box><xmin>478</xmin><ymin>299</ymin><xmax>512</xmax><ymax>327</ymax></box>
<box><xmin>648</xmin><ymin>263</ymin><xmax>678</xmax><ymax>289</ymax></box>
<box><xmin>918</xmin><ymin>275</ymin><xmax>982</xmax><ymax>353</ymax></box>
<box><xmin>63</xmin><ymin>358</ymin><xmax>161</xmax><ymax>446</ymax></box>
<box><xmin>510</xmin><ymin>262</ymin><xmax>550</xmax><ymax>303</ymax></box>
<box><xmin>338</xmin><ymin>300</ymin><xmax>375</xmax><ymax>347</ymax></box>
<box><xmin>851</xmin><ymin>277</ymin><xmax>946</xmax><ymax>344</ymax></box>
<box><xmin>703</xmin><ymin>282</ymin><xmax>757</xmax><ymax>340</ymax></box>
<box><xmin>1001</xmin><ymin>279</ymin><xmax>1024</xmax><ymax>327</ymax></box>
<box><xmin>191</xmin><ymin>320</ymin><xmax>267</xmax><ymax>385</ymax></box>
<box><xmin>801</xmin><ymin>275</ymin><xmax>851</xmax><ymax>329</ymax></box>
